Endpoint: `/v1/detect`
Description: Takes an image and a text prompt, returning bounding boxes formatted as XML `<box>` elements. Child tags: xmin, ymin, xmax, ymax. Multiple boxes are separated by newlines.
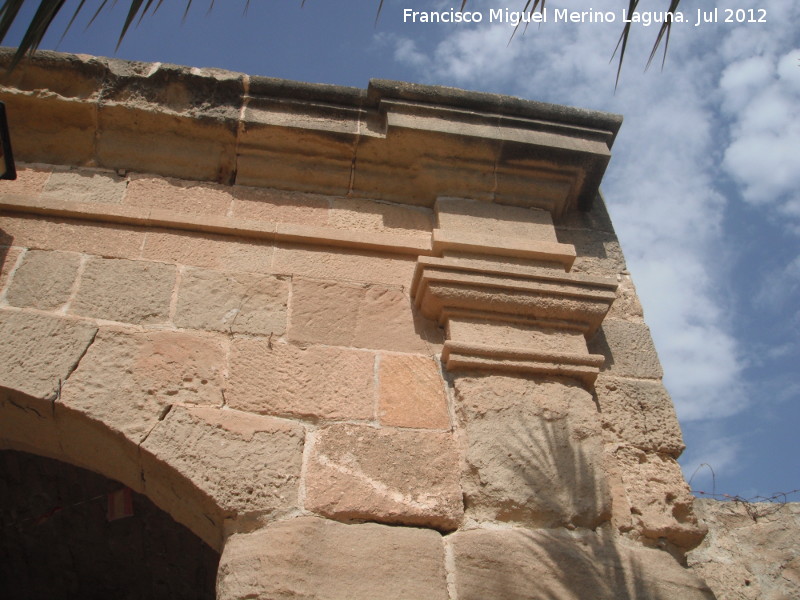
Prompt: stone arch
<box><xmin>0</xmin><ymin>311</ymin><xmax>305</xmax><ymax>553</ymax></box>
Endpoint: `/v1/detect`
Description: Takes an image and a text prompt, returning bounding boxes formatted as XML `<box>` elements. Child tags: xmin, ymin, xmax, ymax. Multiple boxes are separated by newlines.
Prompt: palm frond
<box><xmin>0</xmin><ymin>0</ymin><xmax>683</xmax><ymax>81</ymax></box>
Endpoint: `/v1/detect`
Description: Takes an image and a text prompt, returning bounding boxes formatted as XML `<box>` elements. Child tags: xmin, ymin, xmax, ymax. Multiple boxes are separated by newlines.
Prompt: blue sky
<box><xmin>4</xmin><ymin>0</ymin><xmax>799</xmax><ymax>500</ymax></box>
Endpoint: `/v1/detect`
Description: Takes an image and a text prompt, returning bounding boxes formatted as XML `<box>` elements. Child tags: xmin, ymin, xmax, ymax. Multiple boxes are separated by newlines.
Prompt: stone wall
<box><xmin>0</xmin><ymin>49</ymin><xmax>713</xmax><ymax>599</ymax></box>
<box><xmin>688</xmin><ymin>499</ymin><xmax>800</xmax><ymax>600</ymax></box>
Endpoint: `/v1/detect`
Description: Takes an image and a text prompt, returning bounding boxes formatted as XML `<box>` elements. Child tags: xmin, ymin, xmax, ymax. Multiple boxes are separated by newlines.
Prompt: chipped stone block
<box><xmin>5</xmin><ymin>249</ymin><xmax>81</xmax><ymax>310</ymax></box>
<box><xmin>589</xmin><ymin>319</ymin><xmax>664</xmax><ymax>379</ymax></box>
<box><xmin>378</xmin><ymin>354</ymin><xmax>449</xmax><ymax>429</ymax></box>
<box><xmin>305</xmin><ymin>423</ymin><xmax>463</xmax><ymax>530</ymax></box>
<box><xmin>70</xmin><ymin>257</ymin><xmax>175</xmax><ymax>324</ymax></box>
<box><xmin>454</xmin><ymin>374</ymin><xmax>611</xmax><ymax>528</ymax></box>
<box><xmin>174</xmin><ymin>267</ymin><xmax>288</xmax><ymax>335</ymax></box>
<box><xmin>289</xmin><ymin>278</ymin><xmax>436</xmax><ymax>353</ymax></box>
<box><xmin>43</xmin><ymin>168</ymin><xmax>127</xmax><ymax>205</ymax></box>
<box><xmin>140</xmin><ymin>405</ymin><xmax>304</xmax><ymax>549</ymax></box>
<box><xmin>595</xmin><ymin>375</ymin><xmax>685</xmax><ymax>456</ymax></box>
<box><xmin>227</xmin><ymin>340</ymin><xmax>374</xmax><ymax>421</ymax></box>
<box><xmin>217</xmin><ymin>517</ymin><xmax>448</xmax><ymax>600</ymax></box>
<box><xmin>613</xmin><ymin>446</ymin><xmax>706</xmax><ymax>550</ymax></box>
<box><xmin>0</xmin><ymin>310</ymin><xmax>97</xmax><ymax>399</ymax></box>
<box><xmin>59</xmin><ymin>328</ymin><xmax>225</xmax><ymax>442</ymax></box>
<box><xmin>450</xmin><ymin>526</ymin><xmax>714</xmax><ymax>600</ymax></box>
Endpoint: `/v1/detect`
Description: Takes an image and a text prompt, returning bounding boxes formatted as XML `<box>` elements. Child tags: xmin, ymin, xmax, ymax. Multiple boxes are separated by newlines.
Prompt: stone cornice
<box><xmin>0</xmin><ymin>48</ymin><xmax>622</xmax><ymax>221</ymax></box>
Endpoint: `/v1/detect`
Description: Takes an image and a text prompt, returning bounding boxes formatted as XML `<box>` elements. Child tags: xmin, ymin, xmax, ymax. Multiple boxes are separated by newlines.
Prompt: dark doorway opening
<box><xmin>0</xmin><ymin>449</ymin><xmax>219</xmax><ymax>599</ymax></box>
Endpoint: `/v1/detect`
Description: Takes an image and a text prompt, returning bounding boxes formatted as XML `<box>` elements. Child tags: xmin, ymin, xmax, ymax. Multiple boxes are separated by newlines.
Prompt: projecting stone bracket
<box><xmin>411</xmin><ymin>198</ymin><xmax>618</xmax><ymax>385</ymax></box>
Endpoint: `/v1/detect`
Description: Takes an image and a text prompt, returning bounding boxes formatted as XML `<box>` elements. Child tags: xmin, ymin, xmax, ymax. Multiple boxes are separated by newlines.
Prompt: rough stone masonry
<box><xmin>0</xmin><ymin>48</ymin><xmax>717</xmax><ymax>598</ymax></box>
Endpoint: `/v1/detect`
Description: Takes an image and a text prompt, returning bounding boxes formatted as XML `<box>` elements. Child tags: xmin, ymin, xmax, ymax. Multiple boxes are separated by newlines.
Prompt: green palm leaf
<box><xmin>0</xmin><ymin>0</ymin><xmax>681</xmax><ymax>80</ymax></box>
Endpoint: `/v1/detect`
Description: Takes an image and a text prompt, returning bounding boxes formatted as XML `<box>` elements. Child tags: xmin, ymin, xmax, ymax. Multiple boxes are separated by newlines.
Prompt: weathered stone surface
<box><xmin>0</xmin><ymin>246</ymin><xmax>23</xmax><ymax>294</ymax></box>
<box><xmin>305</xmin><ymin>423</ymin><xmax>463</xmax><ymax>530</ymax></box>
<box><xmin>688</xmin><ymin>498</ymin><xmax>800</xmax><ymax>600</ymax></box>
<box><xmin>174</xmin><ymin>267</ymin><xmax>289</xmax><ymax>335</ymax></box>
<box><xmin>378</xmin><ymin>354</ymin><xmax>450</xmax><ymax>429</ymax></box>
<box><xmin>0</xmin><ymin>214</ymin><xmax>146</xmax><ymax>259</ymax></box>
<box><xmin>70</xmin><ymin>257</ymin><xmax>175</xmax><ymax>324</ymax></box>
<box><xmin>612</xmin><ymin>445</ymin><xmax>706</xmax><ymax>550</ymax></box>
<box><xmin>141</xmin><ymin>229</ymin><xmax>274</xmax><ymax>273</ymax></box>
<box><xmin>289</xmin><ymin>278</ymin><xmax>437</xmax><ymax>353</ymax></box>
<box><xmin>589</xmin><ymin>319</ymin><xmax>664</xmax><ymax>379</ymax></box>
<box><xmin>330</xmin><ymin>197</ymin><xmax>433</xmax><ymax>234</ymax></box>
<box><xmin>607</xmin><ymin>273</ymin><xmax>645</xmax><ymax>320</ymax></box>
<box><xmin>448</xmin><ymin>317</ymin><xmax>588</xmax><ymax>354</ymax></box>
<box><xmin>125</xmin><ymin>174</ymin><xmax>233</xmax><ymax>215</ymax></box>
<box><xmin>273</xmin><ymin>242</ymin><xmax>417</xmax><ymax>287</ymax></box>
<box><xmin>595</xmin><ymin>375</ymin><xmax>685</xmax><ymax>456</ymax></box>
<box><xmin>436</xmin><ymin>197</ymin><xmax>557</xmax><ymax>242</ymax></box>
<box><xmin>59</xmin><ymin>328</ymin><xmax>225</xmax><ymax>442</ymax></box>
<box><xmin>451</xmin><ymin>526</ymin><xmax>715</xmax><ymax>600</ymax></box>
<box><xmin>556</xmin><ymin>227</ymin><xmax>627</xmax><ymax>276</ymax></box>
<box><xmin>454</xmin><ymin>374</ymin><xmax>611</xmax><ymax>528</ymax></box>
<box><xmin>0</xmin><ymin>165</ymin><xmax>52</xmax><ymax>197</ymax></box>
<box><xmin>5</xmin><ymin>249</ymin><xmax>81</xmax><ymax>310</ymax></box>
<box><xmin>217</xmin><ymin>517</ymin><xmax>448</xmax><ymax>600</ymax></box>
<box><xmin>0</xmin><ymin>310</ymin><xmax>97</xmax><ymax>399</ymax></box>
<box><xmin>227</xmin><ymin>339</ymin><xmax>374</xmax><ymax>421</ymax></box>
<box><xmin>43</xmin><ymin>168</ymin><xmax>127</xmax><ymax>205</ymax></box>
<box><xmin>141</xmin><ymin>406</ymin><xmax>304</xmax><ymax>548</ymax></box>
<box><xmin>231</xmin><ymin>186</ymin><xmax>329</xmax><ymax>225</ymax></box>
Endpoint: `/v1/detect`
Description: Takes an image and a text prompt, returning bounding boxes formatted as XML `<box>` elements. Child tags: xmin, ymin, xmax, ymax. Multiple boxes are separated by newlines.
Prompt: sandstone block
<box><xmin>227</xmin><ymin>339</ymin><xmax>374</xmax><ymax>421</ymax></box>
<box><xmin>125</xmin><ymin>174</ymin><xmax>233</xmax><ymax>216</ymax></box>
<box><xmin>217</xmin><ymin>517</ymin><xmax>448</xmax><ymax>600</ymax></box>
<box><xmin>231</xmin><ymin>185</ymin><xmax>329</xmax><ymax>225</ymax></box>
<box><xmin>141</xmin><ymin>405</ymin><xmax>304</xmax><ymax>549</ymax></box>
<box><xmin>59</xmin><ymin>328</ymin><xmax>225</xmax><ymax>442</ymax></box>
<box><xmin>5</xmin><ymin>249</ymin><xmax>81</xmax><ymax>310</ymax></box>
<box><xmin>305</xmin><ymin>423</ymin><xmax>463</xmax><ymax>530</ymax></box>
<box><xmin>70</xmin><ymin>257</ymin><xmax>175</xmax><ymax>324</ymax></box>
<box><xmin>436</xmin><ymin>197</ymin><xmax>557</xmax><ymax>241</ymax></box>
<box><xmin>595</xmin><ymin>376</ymin><xmax>685</xmax><ymax>456</ymax></box>
<box><xmin>454</xmin><ymin>374</ymin><xmax>611</xmax><ymax>528</ymax></box>
<box><xmin>0</xmin><ymin>214</ymin><xmax>145</xmax><ymax>259</ymax></box>
<box><xmin>141</xmin><ymin>229</ymin><xmax>274</xmax><ymax>274</ymax></box>
<box><xmin>43</xmin><ymin>168</ymin><xmax>127</xmax><ymax>205</ymax></box>
<box><xmin>613</xmin><ymin>445</ymin><xmax>706</xmax><ymax>550</ymax></box>
<box><xmin>42</xmin><ymin>219</ymin><xmax>147</xmax><ymax>259</ymax></box>
<box><xmin>607</xmin><ymin>273</ymin><xmax>645</xmax><ymax>320</ymax></box>
<box><xmin>451</xmin><ymin>526</ymin><xmax>715</xmax><ymax>600</ymax></box>
<box><xmin>589</xmin><ymin>319</ymin><xmax>664</xmax><ymax>379</ymax></box>
<box><xmin>0</xmin><ymin>165</ymin><xmax>52</xmax><ymax>197</ymax></box>
<box><xmin>174</xmin><ymin>267</ymin><xmax>289</xmax><ymax>335</ymax></box>
<box><xmin>330</xmin><ymin>196</ymin><xmax>433</xmax><ymax>234</ymax></box>
<box><xmin>0</xmin><ymin>246</ymin><xmax>23</xmax><ymax>294</ymax></box>
<box><xmin>289</xmin><ymin>278</ymin><xmax>437</xmax><ymax>353</ymax></box>
<box><xmin>556</xmin><ymin>228</ymin><xmax>627</xmax><ymax>276</ymax></box>
<box><xmin>273</xmin><ymin>242</ymin><xmax>417</xmax><ymax>287</ymax></box>
<box><xmin>378</xmin><ymin>354</ymin><xmax>450</xmax><ymax>429</ymax></box>
<box><xmin>0</xmin><ymin>310</ymin><xmax>97</xmax><ymax>399</ymax></box>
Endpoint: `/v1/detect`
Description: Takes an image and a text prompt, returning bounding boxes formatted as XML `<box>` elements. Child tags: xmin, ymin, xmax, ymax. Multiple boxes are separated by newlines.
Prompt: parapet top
<box><xmin>0</xmin><ymin>48</ymin><xmax>622</xmax><ymax>218</ymax></box>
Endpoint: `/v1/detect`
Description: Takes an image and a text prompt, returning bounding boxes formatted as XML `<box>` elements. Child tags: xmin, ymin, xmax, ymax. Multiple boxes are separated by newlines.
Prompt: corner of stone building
<box><xmin>1</xmin><ymin>48</ymin><xmax>715</xmax><ymax>599</ymax></box>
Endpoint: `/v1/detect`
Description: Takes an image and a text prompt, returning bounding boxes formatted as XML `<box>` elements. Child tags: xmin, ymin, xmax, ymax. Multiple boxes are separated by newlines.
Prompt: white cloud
<box><xmin>390</xmin><ymin>0</ymin><xmax>746</xmax><ymax>425</ymax></box>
